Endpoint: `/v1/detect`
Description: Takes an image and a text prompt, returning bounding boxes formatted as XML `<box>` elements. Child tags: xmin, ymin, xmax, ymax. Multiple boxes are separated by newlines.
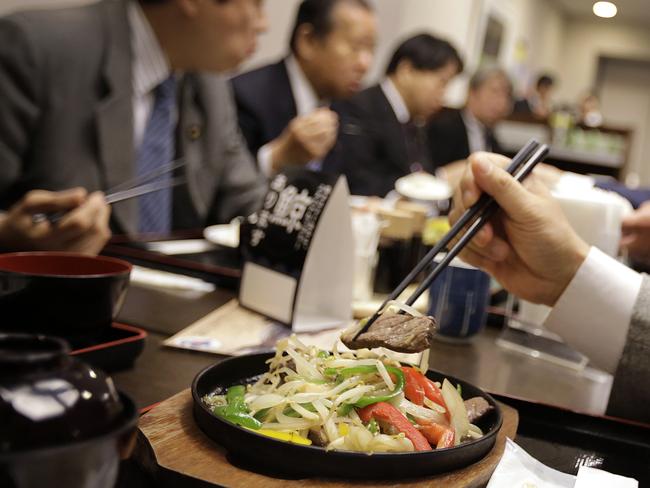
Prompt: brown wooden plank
<box><xmin>135</xmin><ymin>389</ymin><xmax>518</xmax><ymax>487</ymax></box>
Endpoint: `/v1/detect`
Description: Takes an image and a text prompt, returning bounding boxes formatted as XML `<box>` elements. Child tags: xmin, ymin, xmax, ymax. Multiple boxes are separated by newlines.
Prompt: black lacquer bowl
<box><xmin>0</xmin><ymin>333</ymin><xmax>138</xmax><ymax>488</ymax></box>
<box><xmin>192</xmin><ymin>353</ymin><xmax>503</xmax><ymax>479</ymax></box>
<box><xmin>0</xmin><ymin>252</ymin><xmax>131</xmax><ymax>346</ymax></box>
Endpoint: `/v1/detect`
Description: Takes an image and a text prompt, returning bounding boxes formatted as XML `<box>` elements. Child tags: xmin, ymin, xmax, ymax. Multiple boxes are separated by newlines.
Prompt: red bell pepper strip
<box><xmin>418</xmin><ymin>421</ymin><xmax>455</xmax><ymax>449</ymax></box>
<box><xmin>401</xmin><ymin>367</ymin><xmax>425</xmax><ymax>406</ymax></box>
<box><xmin>413</xmin><ymin>371</ymin><xmax>450</xmax><ymax>421</ymax></box>
<box><xmin>358</xmin><ymin>402</ymin><xmax>432</xmax><ymax>451</ymax></box>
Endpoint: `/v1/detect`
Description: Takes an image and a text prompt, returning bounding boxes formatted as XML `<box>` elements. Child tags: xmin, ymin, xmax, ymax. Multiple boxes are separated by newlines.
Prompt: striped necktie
<box><xmin>136</xmin><ymin>76</ymin><xmax>176</xmax><ymax>234</ymax></box>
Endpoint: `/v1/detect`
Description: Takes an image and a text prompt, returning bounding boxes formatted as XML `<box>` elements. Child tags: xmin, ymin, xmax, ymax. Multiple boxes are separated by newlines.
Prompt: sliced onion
<box><xmin>423</xmin><ymin>397</ymin><xmax>447</xmax><ymax>414</ymax></box>
<box><xmin>441</xmin><ymin>379</ymin><xmax>470</xmax><ymax>446</ymax></box>
<box><xmin>376</xmin><ymin>360</ymin><xmax>394</xmax><ymax>390</ymax></box>
<box><xmin>400</xmin><ymin>398</ymin><xmax>446</xmax><ymax>424</ymax></box>
<box><xmin>247</xmin><ymin>393</ymin><xmax>286</xmax><ymax>412</ymax></box>
<box><xmin>384</xmin><ymin>300</ymin><xmax>423</xmax><ymax>317</ymax></box>
<box><xmin>286</xmin><ymin>346</ymin><xmax>323</xmax><ymax>382</ymax></box>
<box><xmin>325</xmin><ymin>358</ymin><xmax>378</xmax><ymax>368</ymax></box>
<box><xmin>334</xmin><ymin>384</ymin><xmax>375</xmax><ymax>406</ymax></box>
<box><xmin>419</xmin><ymin>348</ymin><xmax>430</xmax><ymax>373</ymax></box>
<box><xmin>289</xmin><ymin>402</ymin><xmax>320</xmax><ymax>420</ymax></box>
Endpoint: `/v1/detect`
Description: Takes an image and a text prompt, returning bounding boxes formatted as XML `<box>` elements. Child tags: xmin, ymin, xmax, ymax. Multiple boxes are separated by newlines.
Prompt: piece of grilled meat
<box><xmin>464</xmin><ymin>396</ymin><xmax>493</xmax><ymax>423</ymax></box>
<box><xmin>342</xmin><ymin>312</ymin><xmax>437</xmax><ymax>354</ymax></box>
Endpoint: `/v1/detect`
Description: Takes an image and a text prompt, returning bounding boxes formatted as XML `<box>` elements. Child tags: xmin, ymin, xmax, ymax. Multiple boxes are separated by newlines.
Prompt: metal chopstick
<box><xmin>31</xmin><ymin>160</ymin><xmax>186</xmax><ymax>225</ymax></box>
<box><xmin>32</xmin><ymin>176</ymin><xmax>186</xmax><ymax>225</ymax></box>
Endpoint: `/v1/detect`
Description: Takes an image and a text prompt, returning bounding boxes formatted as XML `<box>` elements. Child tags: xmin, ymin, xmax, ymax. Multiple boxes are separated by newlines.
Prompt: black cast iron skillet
<box><xmin>192</xmin><ymin>353</ymin><xmax>503</xmax><ymax>479</ymax></box>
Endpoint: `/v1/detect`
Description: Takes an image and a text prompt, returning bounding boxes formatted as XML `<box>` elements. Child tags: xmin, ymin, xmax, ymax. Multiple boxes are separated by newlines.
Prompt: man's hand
<box><xmin>0</xmin><ymin>188</ymin><xmax>111</xmax><ymax>255</ymax></box>
<box><xmin>449</xmin><ymin>152</ymin><xmax>590</xmax><ymax>306</ymax></box>
<box><xmin>268</xmin><ymin>108</ymin><xmax>339</xmax><ymax>169</ymax></box>
<box><xmin>621</xmin><ymin>201</ymin><xmax>650</xmax><ymax>264</ymax></box>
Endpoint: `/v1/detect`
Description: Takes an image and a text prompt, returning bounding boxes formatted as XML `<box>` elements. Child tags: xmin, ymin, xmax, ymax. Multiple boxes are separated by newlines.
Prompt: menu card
<box><xmin>239</xmin><ymin>168</ymin><xmax>354</xmax><ymax>332</ymax></box>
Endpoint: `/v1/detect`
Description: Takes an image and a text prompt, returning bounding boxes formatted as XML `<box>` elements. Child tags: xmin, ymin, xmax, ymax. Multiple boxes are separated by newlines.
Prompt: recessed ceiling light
<box><xmin>593</xmin><ymin>1</ymin><xmax>617</xmax><ymax>18</ymax></box>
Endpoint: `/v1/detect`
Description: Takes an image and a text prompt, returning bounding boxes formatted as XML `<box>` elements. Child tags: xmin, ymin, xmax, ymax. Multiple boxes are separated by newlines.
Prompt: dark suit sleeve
<box><xmin>594</xmin><ymin>180</ymin><xmax>650</xmax><ymax>209</ymax></box>
<box><xmin>231</xmin><ymin>79</ymin><xmax>265</xmax><ymax>158</ymax></box>
<box><xmin>0</xmin><ymin>17</ymin><xmax>42</xmax><ymax>198</ymax></box>
<box><xmin>607</xmin><ymin>275</ymin><xmax>650</xmax><ymax>423</ymax></box>
<box><xmin>206</xmin><ymin>79</ymin><xmax>267</xmax><ymax>224</ymax></box>
<box><xmin>337</xmin><ymin>103</ymin><xmax>390</xmax><ymax>197</ymax></box>
<box><xmin>427</xmin><ymin>110</ymin><xmax>469</xmax><ymax>168</ymax></box>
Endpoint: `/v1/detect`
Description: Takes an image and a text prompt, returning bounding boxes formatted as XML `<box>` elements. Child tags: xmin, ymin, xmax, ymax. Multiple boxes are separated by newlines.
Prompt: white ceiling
<box><xmin>553</xmin><ymin>0</ymin><xmax>650</xmax><ymax>27</ymax></box>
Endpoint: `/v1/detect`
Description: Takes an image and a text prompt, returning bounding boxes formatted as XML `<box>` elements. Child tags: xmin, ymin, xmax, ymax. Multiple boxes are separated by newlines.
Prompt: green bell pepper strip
<box><xmin>212</xmin><ymin>385</ymin><xmax>262</xmax><ymax>430</ymax></box>
<box><xmin>326</xmin><ymin>365</ymin><xmax>405</xmax><ymax>410</ymax></box>
<box><xmin>367</xmin><ymin>418</ymin><xmax>379</xmax><ymax>434</ymax></box>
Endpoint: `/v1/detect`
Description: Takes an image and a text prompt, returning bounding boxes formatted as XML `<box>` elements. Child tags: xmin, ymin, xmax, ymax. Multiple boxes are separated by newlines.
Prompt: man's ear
<box><xmin>175</xmin><ymin>0</ymin><xmax>200</xmax><ymax>17</ymax></box>
<box><xmin>394</xmin><ymin>59</ymin><xmax>414</xmax><ymax>85</ymax></box>
<box><xmin>294</xmin><ymin>24</ymin><xmax>318</xmax><ymax>61</ymax></box>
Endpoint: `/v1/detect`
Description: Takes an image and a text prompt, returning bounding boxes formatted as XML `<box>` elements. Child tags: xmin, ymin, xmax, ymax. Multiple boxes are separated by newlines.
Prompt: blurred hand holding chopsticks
<box><xmin>353</xmin><ymin>139</ymin><xmax>550</xmax><ymax>341</ymax></box>
<box><xmin>32</xmin><ymin>159</ymin><xmax>186</xmax><ymax>225</ymax></box>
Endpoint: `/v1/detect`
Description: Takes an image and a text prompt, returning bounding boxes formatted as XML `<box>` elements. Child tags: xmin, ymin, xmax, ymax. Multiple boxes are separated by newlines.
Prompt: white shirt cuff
<box><xmin>257</xmin><ymin>143</ymin><xmax>274</xmax><ymax>177</ymax></box>
<box><xmin>544</xmin><ymin>247</ymin><xmax>642</xmax><ymax>373</ymax></box>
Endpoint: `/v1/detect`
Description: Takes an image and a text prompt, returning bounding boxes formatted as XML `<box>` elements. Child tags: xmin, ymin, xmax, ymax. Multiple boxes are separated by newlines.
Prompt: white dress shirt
<box><xmin>380</xmin><ymin>78</ymin><xmax>410</xmax><ymax>124</ymax></box>
<box><xmin>257</xmin><ymin>55</ymin><xmax>324</xmax><ymax>175</ymax></box>
<box><xmin>461</xmin><ymin>109</ymin><xmax>489</xmax><ymax>154</ymax></box>
<box><xmin>128</xmin><ymin>2</ymin><xmax>172</xmax><ymax>149</ymax></box>
<box><xmin>544</xmin><ymin>246</ymin><xmax>643</xmax><ymax>373</ymax></box>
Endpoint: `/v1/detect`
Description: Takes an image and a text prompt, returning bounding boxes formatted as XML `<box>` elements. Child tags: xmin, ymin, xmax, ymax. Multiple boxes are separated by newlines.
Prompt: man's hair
<box><xmin>385</xmin><ymin>33</ymin><xmax>463</xmax><ymax>76</ymax></box>
<box><xmin>289</xmin><ymin>0</ymin><xmax>372</xmax><ymax>53</ymax></box>
<box><xmin>536</xmin><ymin>74</ymin><xmax>555</xmax><ymax>89</ymax></box>
<box><xmin>469</xmin><ymin>66</ymin><xmax>512</xmax><ymax>94</ymax></box>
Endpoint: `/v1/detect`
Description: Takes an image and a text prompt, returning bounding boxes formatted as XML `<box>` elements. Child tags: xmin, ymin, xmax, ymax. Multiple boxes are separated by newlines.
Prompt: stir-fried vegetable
<box><xmin>358</xmin><ymin>402</ymin><xmax>432</xmax><ymax>451</ymax></box>
<box><xmin>211</xmin><ymin>385</ymin><xmax>262</xmax><ymax>430</ymax></box>
<box><xmin>202</xmin><ymin>334</ymin><xmax>483</xmax><ymax>454</ymax></box>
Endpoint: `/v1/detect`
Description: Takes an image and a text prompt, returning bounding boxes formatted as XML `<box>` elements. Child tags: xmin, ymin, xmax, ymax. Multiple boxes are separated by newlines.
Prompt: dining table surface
<box><xmin>100</xmin><ymin>254</ymin><xmax>649</xmax><ymax>488</ymax></box>
<box><xmin>113</xmin><ymin>283</ymin><xmax>613</xmax><ymax>416</ymax></box>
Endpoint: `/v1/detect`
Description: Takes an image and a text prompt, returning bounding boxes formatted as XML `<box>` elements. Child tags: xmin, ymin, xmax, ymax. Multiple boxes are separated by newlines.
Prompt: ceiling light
<box><xmin>593</xmin><ymin>1</ymin><xmax>617</xmax><ymax>18</ymax></box>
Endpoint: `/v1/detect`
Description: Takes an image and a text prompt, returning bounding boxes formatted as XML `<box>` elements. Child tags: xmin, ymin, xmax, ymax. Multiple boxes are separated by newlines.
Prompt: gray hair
<box><xmin>468</xmin><ymin>66</ymin><xmax>512</xmax><ymax>94</ymax></box>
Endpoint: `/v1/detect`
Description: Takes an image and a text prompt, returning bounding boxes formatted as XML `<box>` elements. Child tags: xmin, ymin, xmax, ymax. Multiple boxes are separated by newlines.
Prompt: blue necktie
<box><xmin>136</xmin><ymin>76</ymin><xmax>176</xmax><ymax>234</ymax></box>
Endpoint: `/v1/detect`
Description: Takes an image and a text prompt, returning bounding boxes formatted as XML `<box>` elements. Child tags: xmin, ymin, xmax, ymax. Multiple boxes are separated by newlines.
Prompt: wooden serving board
<box><xmin>134</xmin><ymin>389</ymin><xmax>518</xmax><ymax>488</ymax></box>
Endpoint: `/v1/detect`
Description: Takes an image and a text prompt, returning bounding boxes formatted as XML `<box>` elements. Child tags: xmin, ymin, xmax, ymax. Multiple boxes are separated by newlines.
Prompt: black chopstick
<box><xmin>31</xmin><ymin>160</ymin><xmax>186</xmax><ymax>225</ymax></box>
<box><xmin>403</xmin><ymin>143</ymin><xmax>550</xmax><ymax>307</ymax></box>
<box><xmin>352</xmin><ymin>139</ymin><xmax>540</xmax><ymax>340</ymax></box>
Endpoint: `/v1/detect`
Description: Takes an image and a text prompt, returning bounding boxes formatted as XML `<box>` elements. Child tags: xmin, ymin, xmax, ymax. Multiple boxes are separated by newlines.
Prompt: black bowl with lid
<box><xmin>0</xmin><ymin>333</ymin><xmax>137</xmax><ymax>488</ymax></box>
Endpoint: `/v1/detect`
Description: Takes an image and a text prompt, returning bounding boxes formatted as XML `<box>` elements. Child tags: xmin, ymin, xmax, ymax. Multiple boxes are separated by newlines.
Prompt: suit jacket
<box><xmin>607</xmin><ymin>275</ymin><xmax>650</xmax><ymax>423</ymax></box>
<box><xmin>231</xmin><ymin>60</ymin><xmax>297</xmax><ymax>160</ymax></box>
<box><xmin>336</xmin><ymin>85</ymin><xmax>434</xmax><ymax>197</ymax></box>
<box><xmin>595</xmin><ymin>181</ymin><xmax>650</xmax><ymax>209</ymax></box>
<box><xmin>427</xmin><ymin>107</ymin><xmax>503</xmax><ymax>167</ymax></box>
<box><xmin>0</xmin><ymin>0</ymin><xmax>266</xmax><ymax>235</ymax></box>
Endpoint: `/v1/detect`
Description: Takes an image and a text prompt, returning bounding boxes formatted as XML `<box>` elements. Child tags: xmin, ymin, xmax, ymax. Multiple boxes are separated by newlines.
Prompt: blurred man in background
<box><xmin>428</xmin><ymin>66</ymin><xmax>512</xmax><ymax>186</ymax></box>
<box><xmin>232</xmin><ymin>0</ymin><xmax>377</xmax><ymax>175</ymax></box>
<box><xmin>513</xmin><ymin>73</ymin><xmax>555</xmax><ymax>120</ymax></box>
<box><xmin>336</xmin><ymin>33</ymin><xmax>463</xmax><ymax>196</ymax></box>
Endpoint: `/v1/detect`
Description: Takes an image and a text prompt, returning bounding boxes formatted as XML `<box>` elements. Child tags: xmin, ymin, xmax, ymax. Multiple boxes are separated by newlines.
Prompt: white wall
<box><xmin>598</xmin><ymin>59</ymin><xmax>650</xmax><ymax>183</ymax></box>
<box><xmin>481</xmin><ymin>0</ymin><xmax>565</xmax><ymax>97</ymax></box>
<box><xmin>556</xmin><ymin>18</ymin><xmax>650</xmax><ymax>104</ymax></box>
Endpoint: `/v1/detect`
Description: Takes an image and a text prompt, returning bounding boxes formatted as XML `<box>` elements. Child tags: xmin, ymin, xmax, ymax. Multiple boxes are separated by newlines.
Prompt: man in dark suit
<box><xmin>427</xmin><ymin>66</ymin><xmax>512</xmax><ymax>184</ymax></box>
<box><xmin>0</xmin><ymin>0</ymin><xmax>269</xmax><ymax>238</ymax></box>
<box><xmin>513</xmin><ymin>73</ymin><xmax>555</xmax><ymax>120</ymax></box>
<box><xmin>336</xmin><ymin>34</ymin><xmax>463</xmax><ymax>197</ymax></box>
<box><xmin>232</xmin><ymin>0</ymin><xmax>377</xmax><ymax>175</ymax></box>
